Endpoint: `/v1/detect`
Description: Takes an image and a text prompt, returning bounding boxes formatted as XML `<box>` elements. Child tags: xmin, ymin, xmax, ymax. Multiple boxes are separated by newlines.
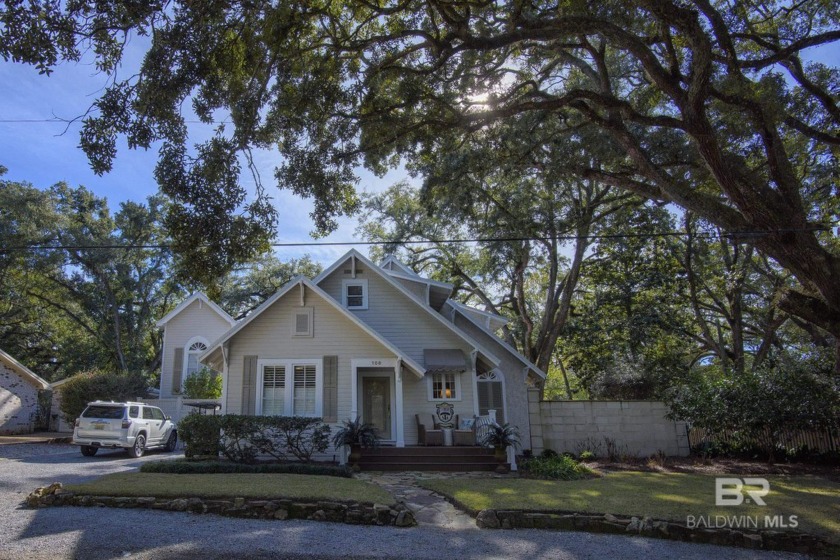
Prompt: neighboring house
<box><xmin>156</xmin><ymin>292</ymin><xmax>236</xmax><ymax>398</ymax></box>
<box><xmin>49</xmin><ymin>376</ymin><xmax>75</xmax><ymax>432</ymax></box>
<box><xmin>0</xmin><ymin>349</ymin><xmax>50</xmax><ymax>435</ymax></box>
<box><xmin>161</xmin><ymin>250</ymin><xmax>545</xmax><ymax>461</ymax></box>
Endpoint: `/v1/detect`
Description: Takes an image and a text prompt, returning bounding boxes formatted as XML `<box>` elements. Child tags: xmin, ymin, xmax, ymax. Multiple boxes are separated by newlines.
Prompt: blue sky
<box><xmin>0</xmin><ymin>41</ymin><xmax>409</xmax><ymax>267</ymax></box>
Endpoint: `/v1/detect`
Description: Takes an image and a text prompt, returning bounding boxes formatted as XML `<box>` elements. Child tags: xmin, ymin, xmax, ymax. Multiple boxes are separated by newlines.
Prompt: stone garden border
<box><xmin>472</xmin><ymin>508</ymin><xmax>829</xmax><ymax>555</ymax></box>
<box><xmin>25</xmin><ymin>483</ymin><xmax>416</xmax><ymax>527</ymax></box>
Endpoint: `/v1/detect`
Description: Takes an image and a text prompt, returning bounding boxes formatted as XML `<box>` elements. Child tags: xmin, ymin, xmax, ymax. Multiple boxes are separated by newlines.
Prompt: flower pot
<box><xmin>494</xmin><ymin>445</ymin><xmax>507</xmax><ymax>462</ymax></box>
<box><xmin>348</xmin><ymin>444</ymin><xmax>363</xmax><ymax>467</ymax></box>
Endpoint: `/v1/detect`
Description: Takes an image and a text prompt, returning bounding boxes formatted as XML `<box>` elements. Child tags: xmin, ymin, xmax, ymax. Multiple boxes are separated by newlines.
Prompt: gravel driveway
<box><xmin>0</xmin><ymin>443</ymin><xmax>807</xmax><ymax>560</ymax></box>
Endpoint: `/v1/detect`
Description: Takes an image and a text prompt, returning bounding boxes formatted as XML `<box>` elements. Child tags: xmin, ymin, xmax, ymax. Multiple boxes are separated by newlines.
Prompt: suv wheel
<box><xmin>164</xmin><ymin>431</ymin><xmax>178</xmax><ymax>452</ymax></box>
<box><xmin>80</xmin><ymin>445</ymin><xmax>98</xmax><ymax>457</ymax></box>
<box><xmin>128</xmin><ymin>434</ymin><xmax>146</xmax><ymax>458</ymax></box>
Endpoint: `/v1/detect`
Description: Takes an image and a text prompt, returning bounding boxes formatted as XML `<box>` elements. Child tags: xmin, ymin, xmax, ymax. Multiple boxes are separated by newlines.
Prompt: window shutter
<box><xmin>172</xmin><ymin>347</ymin><xmax>184</xmax><ymax>394</ymax></box>
<box><xmin>322</xmin><ymin>355</ymin><xmax>338</xmax><ymax>423</ymax></box>
<box><xmin>491</xmin><ymin>382</ymin><xmax>505</xmax><ymax>424</ymax></box>
<box><xmin>242</xmin><ymin>355</ymin><xmax>258</xmax><ymax>415</ymax></box>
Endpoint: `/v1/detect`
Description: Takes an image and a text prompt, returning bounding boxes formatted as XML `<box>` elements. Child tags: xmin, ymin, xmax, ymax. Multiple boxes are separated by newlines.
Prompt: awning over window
<box><xmin>424</xmin><ymin>349</ymin><xmax>467</xmax><ymax>373</ymax></box>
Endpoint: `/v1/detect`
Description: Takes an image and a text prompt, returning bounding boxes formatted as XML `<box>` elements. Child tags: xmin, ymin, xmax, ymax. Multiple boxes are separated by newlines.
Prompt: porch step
<box><xmin>358</xmin><ymin>446</ymin><xmax>505</xmax><ymax>472</ymax></box>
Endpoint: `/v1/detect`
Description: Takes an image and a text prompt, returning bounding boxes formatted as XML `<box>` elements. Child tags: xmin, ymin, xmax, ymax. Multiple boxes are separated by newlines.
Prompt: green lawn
<box><xmin>421</xmin><ymin>473</ymin><xmax>840</xmax><ymax>543</ymax></box>
<box><xmin>66</xmin><ymin>472</ymin><xmax>394</xmax><ymax>504</ymax></box>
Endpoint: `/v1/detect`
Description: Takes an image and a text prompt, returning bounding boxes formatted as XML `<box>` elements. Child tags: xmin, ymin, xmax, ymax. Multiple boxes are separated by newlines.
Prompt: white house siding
<box><xmin>390</xmin><ymin>276</ymin><xmax>428</xmax><ymax>303</ymax></box>
<box><xmin>160</xmin><ymin>300</ymin><xmax>233</xmax><ymax>397</ymax></box>
<box><xmin>451</xmin><ymin>313</ymin><xmax>533</xmax><ymax>451</ymax></box>
<box><xmin>319</xmin><ymin>262</ymin><xmax>479</xmax><ymax>444</ymax></box>
<box><xmin>225</xmin><ymin>285</ymin><xmax>395</xmax><ymax>427</ymax></box>
<box><xmin>0</xmin><ymin>360</ymin><xmax>41</xmax><ymax>435</ymax></box>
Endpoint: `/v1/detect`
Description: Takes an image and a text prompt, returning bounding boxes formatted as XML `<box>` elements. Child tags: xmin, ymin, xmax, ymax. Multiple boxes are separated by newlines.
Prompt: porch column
<box><xmin>350</xmin><ymin>360</ymin><xmax>358</xmax><ymax>421</ymax></box>
<box><xmin>395</xmin><ymin>358</ymin><xmax>405</xmax><ymax>447</ymax></box>
<box><xmin>470</xmin><ymin>350</ymin><xmax>479</xmax><ymax>417</ymax></box>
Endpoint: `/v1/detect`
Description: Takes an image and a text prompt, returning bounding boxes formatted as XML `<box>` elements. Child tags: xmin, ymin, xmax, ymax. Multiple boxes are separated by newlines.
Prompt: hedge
<box><xmin>140</xmin><ymin>460</ymin><xmax>352</xmax><ymax>477</ymax></box>
<box><xmin>178</xmin><ymin>414</ymin><xmax>331</xmax><ymax>463</ymax></box>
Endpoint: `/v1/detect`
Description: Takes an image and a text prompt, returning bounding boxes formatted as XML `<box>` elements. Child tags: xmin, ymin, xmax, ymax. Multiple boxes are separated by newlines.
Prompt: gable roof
<box><xmin>0</xmin><ymin>349</ymin><xmax>50</xmax><ymax>390</ymax></box>
<box><xmin>200</xmin><ymin>277</ymin><xmax>426</xmax><ymax>377</ymax></box>
<box><xmin>313</xmin><ymin>249</ymin><xmax>500</xmax><ymax>367</ymax></box>
<box><xmin>445</xmin><ymin>301</ymin><xmax>547</xmax><ymax>379</ymax></box>
<box><xmin>155</xmin><ymin>292</ymin><xmax>236</xmax><ymax>329</ymax></box>
<box><xmin>448</xmin><ymin>300</ymin><xmax>509</xmax><ymax>331</ymax></box>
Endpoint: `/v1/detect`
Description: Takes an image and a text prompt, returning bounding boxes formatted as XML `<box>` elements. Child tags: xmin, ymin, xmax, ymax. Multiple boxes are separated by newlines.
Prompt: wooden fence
<box><xmin>687</xmin><ymin>426</ymin><xmax>838</xmax><ymax>454</ymax></box>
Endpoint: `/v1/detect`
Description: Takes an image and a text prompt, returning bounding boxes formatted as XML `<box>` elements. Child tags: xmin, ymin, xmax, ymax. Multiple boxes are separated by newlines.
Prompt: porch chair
<box><xmin>416</xmin><ymin>414</ymin><xmax>444</xmax><ymax>446</ymax></box>
<box><xmin>452</xmin><ymin>415</ymin><xmax>477</xmax><ymax>446</ymax></box>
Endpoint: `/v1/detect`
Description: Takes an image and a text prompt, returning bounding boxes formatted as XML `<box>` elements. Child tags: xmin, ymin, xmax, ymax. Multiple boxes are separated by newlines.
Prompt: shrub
<box><xmin>261</xmin><ymin>416</ymin><xmax>331</xmax><ymax>461</ymax></box>
<box><xmin>523</xmin><ymin>455</ymin><xmax>594</xmax><ymax>480</ymax></box>
<box><xmin>57</xmin><ymin>370</ymin><xmax>148</xmax><ymax>424</ymax></box>
<box><xmin>579</xmin><ymin>450</ymin><xmax>596</xmax><ymax>461</ymax></box>
<box><xmin>178</xmin><ymin>414</ymin><xmax>331</xmax><ymax>463</ymax></box>
<box><xmin>182</xmin><ymin>367</ymin><xmax>222</xmax><ymax>399</ymax></box>
<box><xmin>666</xmin><ymin>360</ymin><xmax>840</xmax><ymax>461</ymax></box>
<box><xmin>140</xmin><ymin>460</ymin><xmax>352</xmax><ymax>477</ymax></box>
<box><xmin>179</xmin><ymin>414</ymin><xmax>222</xmax><ymax>458</ymax></box>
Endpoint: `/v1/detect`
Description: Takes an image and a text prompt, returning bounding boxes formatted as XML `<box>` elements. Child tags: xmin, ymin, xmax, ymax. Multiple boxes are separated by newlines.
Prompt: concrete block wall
<box><xmin>527</xmin><ymin>390</ymin><xmax>689</xmax><ymax>457</ymax></box>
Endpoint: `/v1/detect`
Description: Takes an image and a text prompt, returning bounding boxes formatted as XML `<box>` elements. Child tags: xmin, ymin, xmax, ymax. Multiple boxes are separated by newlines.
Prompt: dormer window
<box><xmin>342</xmin><ymin>279</ymin><xmax>368</xmax><ymax>309</ymax></box>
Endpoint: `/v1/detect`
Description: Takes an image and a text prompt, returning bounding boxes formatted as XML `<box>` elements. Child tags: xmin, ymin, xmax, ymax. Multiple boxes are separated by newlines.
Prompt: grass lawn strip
<box><xmin>420</xmin><ymin>472</ymin><xmax>840</xmax><ymax>544</ymax></box>
<box><xmin>66</xmin><ymin>472</ymin><xmax>394</xmax><ymax>505</ymax></box>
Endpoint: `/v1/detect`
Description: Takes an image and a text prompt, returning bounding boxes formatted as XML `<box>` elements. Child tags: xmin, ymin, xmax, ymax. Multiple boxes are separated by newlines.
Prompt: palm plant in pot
<box><xmin>480</xmin><ymin>423</ymin><xmax>520</xmax><ymax>464</ymax></box>
<box><xmin>331</xmin><ymin>417</ymin><xmax>380</xmax><ymax>469</ymax></box>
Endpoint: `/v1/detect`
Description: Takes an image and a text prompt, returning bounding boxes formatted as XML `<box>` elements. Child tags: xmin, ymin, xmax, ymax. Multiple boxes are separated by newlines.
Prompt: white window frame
<box><xmin>183</xmin><ymin>336</ymin><xmax>209</xmax><ymax>383</ymax></box>
<box><xmin>256</xmin><ymin>358</ymin><xmax>323</xmax><ymax>417</ymax></box>
<box><xmin>292</xmin><ymin>307</ymin><xmax>314</xmax><ymax>337</ymax></box>
<box><xmin>342</xmin><ymin>279</ymin><xmax>369</xmax><ymax>310</ymax></box>
<box><xmin>427</xmin><ymin>371</ymin><xmax>463</xmax><ymax>402</ymax></box>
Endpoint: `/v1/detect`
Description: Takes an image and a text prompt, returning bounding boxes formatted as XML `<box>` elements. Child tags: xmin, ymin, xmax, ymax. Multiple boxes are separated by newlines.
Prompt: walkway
<box><xmin>356</xmin><ymin>471</ymin><xmax>510</xmax><ymax>529</ymax></box>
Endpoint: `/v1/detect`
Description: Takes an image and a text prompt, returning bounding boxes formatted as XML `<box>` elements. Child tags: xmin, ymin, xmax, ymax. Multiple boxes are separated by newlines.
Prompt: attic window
<box><xmin>342</xmin><ymin>279</ymin><xmax>368</xmax><ymax>310</ymax></box>
<box><xmin>293</xmin><ymin>308</ymin><xmax>314</xmax><ymax>337</ymax></box>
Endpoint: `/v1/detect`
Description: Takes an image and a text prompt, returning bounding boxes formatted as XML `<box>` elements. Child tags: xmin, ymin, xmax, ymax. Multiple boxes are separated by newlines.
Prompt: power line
<box><xmin>0</xmin><ymin>118</ymin><xmax>229</xmax><ymax>124</ymax></box>
<box><xmin>0</xmin><ymin>227</ymin><xmax>829</xmax><ymax>253</ymax></box>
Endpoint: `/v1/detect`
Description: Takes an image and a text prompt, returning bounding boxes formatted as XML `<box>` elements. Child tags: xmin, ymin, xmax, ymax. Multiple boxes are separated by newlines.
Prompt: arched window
<box><xmin>183</xmin><ymin>337</ymin><xmax>209</xmax><ymax>379</ymax></box>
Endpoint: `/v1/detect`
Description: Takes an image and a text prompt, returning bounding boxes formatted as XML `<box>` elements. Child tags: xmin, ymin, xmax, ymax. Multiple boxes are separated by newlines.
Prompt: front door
<box><xmin>362</xmin><ymin>377</ymin><xmax>392</xmax><ymax>440</ymax></box>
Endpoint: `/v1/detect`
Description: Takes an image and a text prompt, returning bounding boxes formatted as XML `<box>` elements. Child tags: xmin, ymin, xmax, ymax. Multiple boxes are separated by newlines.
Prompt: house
<box><xmin>155</xmin><ymin>292</ymin><xmax>236</xmax><ymax>397</ymax></box>
<box><xmin>157</xmin><ymin>250</ymin><xmax>546</xmax><ymax>465</ymax></box>
<box><xmin>0</xmin><ymin>349</ymin><xmax>50</xmax><ymax>435</ymax></box>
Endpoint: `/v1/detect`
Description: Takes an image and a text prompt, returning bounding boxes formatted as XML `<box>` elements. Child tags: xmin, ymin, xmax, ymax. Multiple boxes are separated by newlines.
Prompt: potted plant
<box><xmin>331</xmin><ymin>417</ymin><xmax>380</xmax><ymax>469</ymax></box>
<box><xmin>480</xmin><ymin>423</ymin><xmax>520</xmax><ymax>464</ymax></box>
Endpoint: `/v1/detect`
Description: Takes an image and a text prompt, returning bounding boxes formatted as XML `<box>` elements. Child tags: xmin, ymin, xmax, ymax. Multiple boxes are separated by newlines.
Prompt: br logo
<box><xmin>436</xmin><ymin>402</ymin><xmax>454</xmax><ymax>425</ymax></box>
<box><xmin>715</xmin><ymin>477</ymin><xmax>769</xmax><ymax>506</ymax></box>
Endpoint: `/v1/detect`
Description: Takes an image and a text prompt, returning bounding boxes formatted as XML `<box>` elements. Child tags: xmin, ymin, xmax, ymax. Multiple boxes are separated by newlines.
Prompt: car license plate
<box><xmin>94</xmin><ymin>424</ymin><xmax>105</xmax><ymax>430</ymax></box>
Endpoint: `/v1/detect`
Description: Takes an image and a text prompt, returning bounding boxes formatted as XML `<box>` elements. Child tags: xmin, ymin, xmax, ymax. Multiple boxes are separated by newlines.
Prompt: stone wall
<box><xmin>27</xmin><ymin>483</ymin><xmax>416</xmax><ymax>527</ymax></box>
<box><xmin>0</xmin><ymin>361</ymin><xmax>40</xmax><ymax>435</ymax></box>
<box><xmin>528</xmin><ymin>390</ymin><xmax>690</xmax><ymax>457</ymax></box>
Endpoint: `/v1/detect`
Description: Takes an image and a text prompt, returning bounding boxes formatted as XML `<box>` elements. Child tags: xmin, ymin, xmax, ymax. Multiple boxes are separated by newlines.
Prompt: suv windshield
<box><xmin>82</xmin><ymin>406</ymin><xmax>125</xmax><ymax>419</ymax></box>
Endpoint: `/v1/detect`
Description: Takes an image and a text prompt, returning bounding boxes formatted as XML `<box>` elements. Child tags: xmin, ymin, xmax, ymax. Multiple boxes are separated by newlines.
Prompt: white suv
<box><xmin>73</xmin><ymin>401</ymin><xmax>178</xmax><ymax>458</ymax></box>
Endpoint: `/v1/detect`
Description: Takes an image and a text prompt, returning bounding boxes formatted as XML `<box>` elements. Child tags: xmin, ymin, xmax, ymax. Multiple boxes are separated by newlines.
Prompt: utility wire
<box><xmin>0</xmin><ymin>227</ymin><xmax>830</xmax><ymax>253</ymax></box>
